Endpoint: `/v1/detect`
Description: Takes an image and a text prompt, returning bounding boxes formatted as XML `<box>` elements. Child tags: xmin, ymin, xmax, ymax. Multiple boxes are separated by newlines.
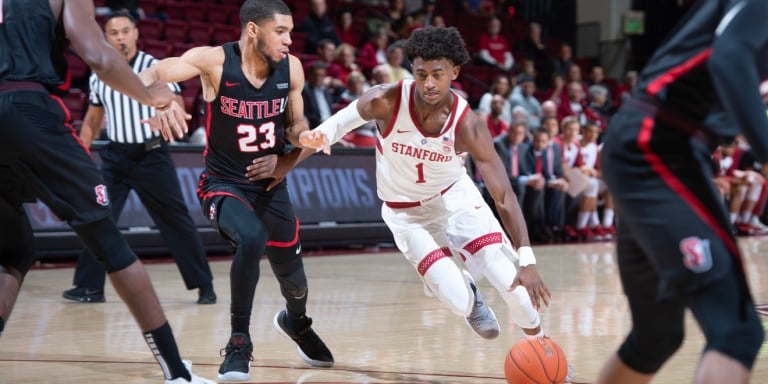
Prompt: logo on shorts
<box><xmin>94</xmin><ymin>185</ymin><xmax>109</xmax><ymax>206</ymax></box>
<box><xmin>209</xmin><ymin>202</ymin><xmax>217</xmax><ymax>221</ymax></box>
<box><xmin>679</xmin><ymin>236</ymin><xmax>713</xmax><ymax>273</ymax></box>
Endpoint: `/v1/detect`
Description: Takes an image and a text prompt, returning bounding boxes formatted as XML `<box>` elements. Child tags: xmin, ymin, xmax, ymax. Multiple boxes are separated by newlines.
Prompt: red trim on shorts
<box><xmin>417</xmin><ymin>248</ymin><xmax>448</xmax><ymax>276</ymax></box>
<box><xmin>266</xmin><ymin>217</ymin><xmax>300</xmax><ymax>248</ymax></box>
<box><xmin>49</xmin><ymin>94</ymin><xmax>90</xmax><ymax>154</ymax></box>
<box><xmin>384</xmin><ymin>181</ymin><xmax>457</xmax><ymax>208</ymax></box>
<box><xmin>380</xmin><ymin>80</ymin><xmax>403</xmax><ymax>139</ymax></box>
<box><xmin>463</xmin><ymin>232</ymin><xmax>503</xmax><ymax>256</ymax></box>
<box><xmin>637</xmin><ymin>117</ymin><xmax>742</xmax><ymax>267</ymax></box>
<box><xmin>200</xmin><ymin>191</ymin><xmax>254</xmax><ymax>211</ymax></box>
<box><xmin>441</xmin><ymin>247</ymin><xmax>452</xmax><ymax>256</ymax></box>
<box><xmin>646</xmin><ymin>48</ymin><xmax>712</xmax><ymax>96</ymax></box>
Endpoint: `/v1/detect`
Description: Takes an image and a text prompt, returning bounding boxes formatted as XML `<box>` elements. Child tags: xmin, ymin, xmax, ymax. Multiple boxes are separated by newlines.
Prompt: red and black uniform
<box><xmin>0</xmin><ymin>0</ymin><xmax>134</xmax><ymax>275</ymax></box>
<box><xmin>601</xmin><ymin>0</ymin><xmax>766</xmax><ymax>374</ymax></box>
<box><xmin>198</xmin><ymin>42</ymin><xmax>310</xmax><ymax>333</ymax></box>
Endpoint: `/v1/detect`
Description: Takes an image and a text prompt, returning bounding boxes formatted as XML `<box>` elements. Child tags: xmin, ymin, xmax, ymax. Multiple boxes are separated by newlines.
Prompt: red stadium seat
<box><xmin>144</xmin><ymin>39</ymin><xmax>172</xmax><ymax>59</ymax></box>
<box><xmin>187</xmin><ymin>21</ymin><xmax>213</xmax><ymax>44</ymax></box>
<box><xmin>138</xmin><ymin>18</ymin><xmax>164</xmax><ymax>40</ymax></box>
<box><xmin>164</xmin><ymin>20</ymin><xmax>190</xmax><ymax>43</ymax></box>
<box><xmin>61</xmin><ymin>88</ymin><xmax>87</xmax><ymax>126</ymax></box>
<box><xmin>212</xmin><ymin>25</ymin><xmax>240</xmax><ymax>45</ymax></box>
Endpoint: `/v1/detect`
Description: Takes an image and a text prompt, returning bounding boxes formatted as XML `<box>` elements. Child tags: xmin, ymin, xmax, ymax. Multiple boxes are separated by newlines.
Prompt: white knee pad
<box><xmin>422</xmin><ymin>257</ymin><xmax>473</xmax><ymax>317</ymax></box>
<box><xmin>483</xmin><ymin>254</ymin><xmax>541</xmax><ymax>330</ymax></box>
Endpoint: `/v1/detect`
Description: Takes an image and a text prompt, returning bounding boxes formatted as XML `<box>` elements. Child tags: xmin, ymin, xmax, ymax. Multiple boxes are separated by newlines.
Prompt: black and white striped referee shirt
<box><xmin>88</xmin><ymin>50</ymin><xmax>181</xmax><ymax>144</ymax></box>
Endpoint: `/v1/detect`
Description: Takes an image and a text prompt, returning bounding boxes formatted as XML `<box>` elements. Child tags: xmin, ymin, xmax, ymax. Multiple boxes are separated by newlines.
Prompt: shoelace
<box><xmin>219</xmin><ymin>344</ymin><xmax>253</xmax><ymax>361</ymax></box>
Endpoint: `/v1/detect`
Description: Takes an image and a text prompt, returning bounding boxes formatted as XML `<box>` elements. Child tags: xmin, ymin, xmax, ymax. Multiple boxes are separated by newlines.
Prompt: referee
<box><xmin>62</xmin><ymin>10</ymin><xmax>216</xmax><ymax>304</ymax></box>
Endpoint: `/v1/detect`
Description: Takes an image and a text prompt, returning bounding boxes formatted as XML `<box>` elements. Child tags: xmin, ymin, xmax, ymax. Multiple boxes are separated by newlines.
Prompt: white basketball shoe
<box><xmin>165</xmin><ymin>360</ymin><xmax>216</xmax><ymax>384</ymax></box>
<box><xmin>462</xmin><ymin>270</ymin><xmax>500</xmax><ymax>340</ymax></box>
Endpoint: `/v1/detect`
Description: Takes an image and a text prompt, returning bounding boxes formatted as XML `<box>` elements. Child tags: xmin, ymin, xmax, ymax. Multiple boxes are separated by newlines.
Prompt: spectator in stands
<box><xmin>511</xmin><ymin>105</ymin><xmax>530</xmax><ymax>129</ymax></box>
<box><xmin>521</xmin><ymin>128</ymin><xmax>568</xmax><ymax>243</ymax></box>
<box><xmin>381</xmin><ymin>42</ymin><xmax>413</xmax><ymax>83</ymax></box>
<box><xmin>328</xmin><ymin>43</ymin><xmax>362</xmax><ymax>85</ymax></box>
<box><xmin>420</xmin><ymin>0</ymin><xmax>439</xmax><ymax>27</ymax></box>
<box><xmin>516</xmin><ymin>22</ymin><xmax>551</xmax><ymax>89</ymax></box>
<box><xmin>545</xmin><ymin>73</ymin><xmax>566</xmax><ymax>105</ymax></box>
<box><xmin>551</xmin><ymin>43</ymin><xmax>574</xmax><ymax>78</ymax></box>
<box><xmin>358</xmin><ymin>29</ymin><xmax>389</xmax><ymax>75</ymax></box>
<box><xmin>486</xmin><ymin>94</ymin><xmax>510</xmax><ymax>138</ymax></box>
<box><xmin>587</xmin><ymin>84</ymin><xmax>614</xmax><ymax>130</ymax></box>
<box><xmin>477</xmin><ymin>74</ymin><xmax>513</xmax><ymax>126</ymax></box>
<box><xmin>431</xmin><ymin>14</ymin><xmax>446</xmax><ymax>27</ymax></box>
<box><xmin>558</xmin><ymin>81</ymin><xmax>600</xmax><ymax>126</ymax></box>
<box><xmin>493</xmin><ymin>122</ymin><xmax>530</xmax><ymax>199</ymax></box>
<box><xmin>519</xmin><ymin>59</ymin><xmax>538</xmax><ymax>87</ymax></box>
<box><xmin>541</xmin><ymin>100</ymin><xmax>558</xmax><ymax>120</ymax></box>
<box><xmin>510</xmin><ymin>74</ymin><xmax>542</xmax><ymax>131</ymax></box>
<box><xmin>335</xmin><ymin>9</ymin><xmax>361</xmax><ymax>47</ymax></box>
<box><xmin>477</xmin><ymin>16</ymin><xmax>514</xmax><ymax>72</ymax></box>
<box><xmin>615</xmin><ymin>70</ymin><xmax>637</xmax><ymax>104</ymax></box>
<box><xmin>588</xmin><ymin>65</ymin><xmax>613</xmax><ymax>103</ymax></box>
<box><xmin>298</xmin><ymin>0</ymin><xmax>341</xmax><ymax>54</ymax></box>
<box><xmin>303</xmin><ymin>62</ymin><xmax>334</xmax><ymax>129</ymax></box>
<box><xmin>369</xmin><ymin>64</ymin><xmax>391</xmax><ymax>86</ymax></box>
<box><xmin>541</xmin><ymin>116</ymin><xmax>559</xmax><ymax>139</ymax></box>
<box><xmin>715</xmin><ymin>140</ymin><xmax>768</xmax><ymax>236</ymax></box>
<box><xmin>578</xmin><ymin>121</ymin><xmax>612</xmax><ymax>240</ymax></box>
<box><xmin>385</xmin><ymin>0</ymin><xmax>408</xmax><ymax>39</ymax></box>
<box><xmin>338</xmin><ymin>73</ymin><xmax>377</xmax><ymax>148</ymax></box>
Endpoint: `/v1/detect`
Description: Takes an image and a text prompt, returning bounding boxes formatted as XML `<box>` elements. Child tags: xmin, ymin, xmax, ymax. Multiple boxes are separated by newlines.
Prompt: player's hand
<box><xmin>266</xmin><ymin>155</ymin><xmax>297</xmax><ymax>191</ymax></box>
<box><xmin>299</xmin><ymin>130</ymin><xmax>330</xmax><ymax>154</ymax></box>
<box><xmin>245</xmin><ymin>154</ymin><xmax>278</xmax><ymax>181</ymax></box>
<box><xmin>144</xmin><ymin>80</ymin><xmax>175</xmax><ymax>109</ymax></box>
<box><xmin>141</xmin><ymin>101</ymin><xmax>190</xmax><ymax>143</ymax></box>
<box><xmin>509</xmin><ymin>265</ymin><xmax>551</xmax><ymax>311</ymax></box>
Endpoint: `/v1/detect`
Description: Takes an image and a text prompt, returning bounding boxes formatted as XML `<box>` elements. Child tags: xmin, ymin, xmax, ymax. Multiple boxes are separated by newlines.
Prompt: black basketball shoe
<box><xmin>273</xmin><ymin>310</ymin><xmax>334</xmax><ymax>367</ymax></box>
<box><xmin>217</xmin><ymin>333</ymin><xmax>253</xmax><ymax>381</ymax></box>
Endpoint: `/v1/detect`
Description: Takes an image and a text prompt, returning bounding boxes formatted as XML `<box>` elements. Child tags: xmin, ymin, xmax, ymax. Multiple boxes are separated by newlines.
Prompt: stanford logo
<box><xmin>679</xmin><ymin>236</ymin><xmax>713</xmax><ymax>273</ymax></box>
<box><xmin>209</xmin><ymin>202</ymin><xmax>217</xmax><ymax>221</ymax></box>
<box><xmin>94</xmin><ymin>185</ymin><xmax>109</xmax><ymax>206</ymax></box>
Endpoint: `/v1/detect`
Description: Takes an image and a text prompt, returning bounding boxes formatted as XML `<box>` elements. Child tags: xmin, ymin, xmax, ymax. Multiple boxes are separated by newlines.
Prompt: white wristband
<box><xmin>517</xmin><ymin>246</ymin><xmax>536</xmax><ymax>267</ymax></box>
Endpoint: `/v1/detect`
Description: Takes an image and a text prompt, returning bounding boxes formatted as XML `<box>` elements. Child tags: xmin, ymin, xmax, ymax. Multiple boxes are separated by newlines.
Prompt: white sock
<box><xmin>590</xmin><ymin>211</ymin><xmax>600</xmax><ymax>228</ymax></box>
<box><xmin>602</xmin><ymin>208</ymin><xmax>614</xmax><ymax>228</ymax></box>
<box><xmin>730</xmin><ymin>212</ymin><xmax>739</xmax><ymax>224</ymax></box>
<box><xmin>577</xmin><ymin>211</ymin><xmax>590</xmax><ymax>229</ymax></box>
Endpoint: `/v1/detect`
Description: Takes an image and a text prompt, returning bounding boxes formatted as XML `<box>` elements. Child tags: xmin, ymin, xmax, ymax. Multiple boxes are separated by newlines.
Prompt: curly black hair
<box><xmin>240</xmin><ymin>0</ymin><xmax>291</xmax><ymax>28</ymax></box>
<box><xmin>404</xmin><ymin>27</ymin><xmax>471</xmax><ymax>66</ymax></box>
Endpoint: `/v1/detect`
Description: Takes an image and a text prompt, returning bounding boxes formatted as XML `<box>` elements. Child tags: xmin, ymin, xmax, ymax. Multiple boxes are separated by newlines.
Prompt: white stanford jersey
<box><xmin>376</xmin><ymin>80</ymin><xmax>469</xmax><ymax>203</ymax></box>
<box><xmin>580</xmin><ymin>141</ymin><xmax>600</xmax><ymax>169</ymax></box>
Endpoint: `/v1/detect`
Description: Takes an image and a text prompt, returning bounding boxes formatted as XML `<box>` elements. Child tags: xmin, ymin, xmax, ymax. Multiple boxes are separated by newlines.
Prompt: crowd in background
<box><xmin>80</xmin><ymin>0</ymin><xmax>768</xmax><ymax>245</ymax></box>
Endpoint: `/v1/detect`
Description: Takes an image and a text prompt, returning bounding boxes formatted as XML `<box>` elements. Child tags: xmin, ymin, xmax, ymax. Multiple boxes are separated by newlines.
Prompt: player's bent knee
<box><xmin>71</xmin><ymin>217</ymin><xmax>137</xmax><ymax>272</ymax></box>
<box><xmin>422</xmin><ymin>258</ymin><xmax>473</xmax><ymax>317</ymax></box>
<box><xmin>619</xmin><ymin>326</ymin><xmax>684</xmax><ymax>374</ymax></box>
<box><xmin>705</xmin><ymin>311</ymin><xmax>764</xmax><ymax>370</ymax></box>
<box><xmin>276</xmin><ymin>265</ymin><xmax>308</xmax><ymax>300</ymax></box>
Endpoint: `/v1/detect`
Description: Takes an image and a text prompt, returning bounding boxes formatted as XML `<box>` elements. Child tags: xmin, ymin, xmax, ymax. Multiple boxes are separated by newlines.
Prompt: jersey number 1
<box><xmin>415</xmin><ymin>163</ymin><xmax>426</xmax><ymax>183</ymax></box>
<box><xmin>237</xmin><ymin>122</ymin><xmax>276</xmax><ymax>152</ymax></box>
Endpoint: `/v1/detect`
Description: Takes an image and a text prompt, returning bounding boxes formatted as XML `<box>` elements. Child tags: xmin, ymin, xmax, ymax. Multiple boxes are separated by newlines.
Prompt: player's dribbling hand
<box><xmin>141</xmin><ymin>101</ymin><xmax>191</xmax><ymax>143</ymax></box>
<box><xmin>245</xmin><ymin>154</ymin><xmax>278</xmax><ymax>182</ymax></box>
<box><xmin>509</xmin><ymin>265</ymin><xmax>552</xmax><ymax>311</ymax></box>
<box><xmin>299</xmin><ymin>130</ymin><xmax>330</xmax><ymax>154</ymax></box>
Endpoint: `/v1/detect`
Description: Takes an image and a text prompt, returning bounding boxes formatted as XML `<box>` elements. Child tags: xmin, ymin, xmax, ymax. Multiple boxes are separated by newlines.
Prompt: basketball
<box><xmin>504</xmin><ymin>337</ymin><xmax>568</xmax><ymax>384</ymax></box>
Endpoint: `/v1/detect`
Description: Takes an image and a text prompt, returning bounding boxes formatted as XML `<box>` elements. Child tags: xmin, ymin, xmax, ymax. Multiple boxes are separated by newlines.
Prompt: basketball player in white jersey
<box><xmin>297</xmin><ymin>26</ymin><xmax>553</xmax><ymax>343</ymax></box>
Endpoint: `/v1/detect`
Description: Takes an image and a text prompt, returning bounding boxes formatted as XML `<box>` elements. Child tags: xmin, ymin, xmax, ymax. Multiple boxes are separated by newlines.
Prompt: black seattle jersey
<box><xmin>205</xmin><ymin>42</ymin><xmax>290</xmax><ymax>183</ymax></box>
<box><xmin>634</xmin><ymin>0</ymin><xmax>768</xmax><ymax>159</ymax></box>
<box><xmin>0</xmin><ymin>0</ymin><xmax>65</xmax><ymax>88</ymax></box>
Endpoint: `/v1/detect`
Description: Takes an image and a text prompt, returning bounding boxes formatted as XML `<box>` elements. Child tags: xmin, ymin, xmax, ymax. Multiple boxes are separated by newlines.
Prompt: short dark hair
<box><xmin>404</xmin><ymin>27</ymin><xmax>470</xmax><ymax>66</ymax></box>
<box><xmin>239</xmin><ymin>0</ymin><xmax>291</xmax><ymax>28</ymax></box>
<box><xmin>104</xmin><ymin>10</ymin><xmax>135</xmax><ymax>27</ymax></box>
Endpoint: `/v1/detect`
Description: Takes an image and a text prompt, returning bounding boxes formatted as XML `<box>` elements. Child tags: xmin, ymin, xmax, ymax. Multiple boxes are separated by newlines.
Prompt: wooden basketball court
<box><xmin>1</xmin><ymin>237</ymin><xmax>767</xmax><ymax>383</ymax></box>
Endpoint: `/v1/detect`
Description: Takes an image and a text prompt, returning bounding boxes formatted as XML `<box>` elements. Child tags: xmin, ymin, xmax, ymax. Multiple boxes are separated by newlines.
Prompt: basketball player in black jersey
<box><xmin>597</xmin><ymin>1</ymin><xmax>767</xmax><ymax>383</ymax></box>
<box><xmin>140</xmin><ymin>0</ymin><xmax>332</xmax><ymax>381</ymax></box>
<box><xmin>0</xmin><ymin>0</ymin><xmax>211</xmax><ymax>383</ymax></box>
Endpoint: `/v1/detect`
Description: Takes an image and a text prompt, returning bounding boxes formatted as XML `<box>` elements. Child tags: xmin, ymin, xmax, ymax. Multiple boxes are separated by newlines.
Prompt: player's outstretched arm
<box><xmin>303</xmin><ymin>83</ymin><xmax>398</xmax><ymax>152</ymax></box>
<box><xmin>456</xmin><ymin>110</ymin><xmax>551</xmax><ymax>309</ymax></box>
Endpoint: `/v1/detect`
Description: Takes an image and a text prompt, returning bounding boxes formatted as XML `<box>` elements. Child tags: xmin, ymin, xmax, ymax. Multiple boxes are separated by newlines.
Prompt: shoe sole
<box><xmin>217</xmin><ymin>370</ymin><xmax>249</xmax><ymax>382</ymax></box>
<box><xmin>62</xmin><ymin>293</ymin><xmax>105</xmax><ymax>303</ymax></box>
<box><xmin>272</xmin><ymin>312</ymin><xmax>334</xmax><ymax>368</ymax></box>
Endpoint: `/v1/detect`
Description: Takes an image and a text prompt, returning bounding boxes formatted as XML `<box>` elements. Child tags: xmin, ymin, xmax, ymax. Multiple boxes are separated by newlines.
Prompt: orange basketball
<box><xmin>504</xmin><ymin>337</ymin><xmax>568</xmax><ymax>384</ymax></box>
